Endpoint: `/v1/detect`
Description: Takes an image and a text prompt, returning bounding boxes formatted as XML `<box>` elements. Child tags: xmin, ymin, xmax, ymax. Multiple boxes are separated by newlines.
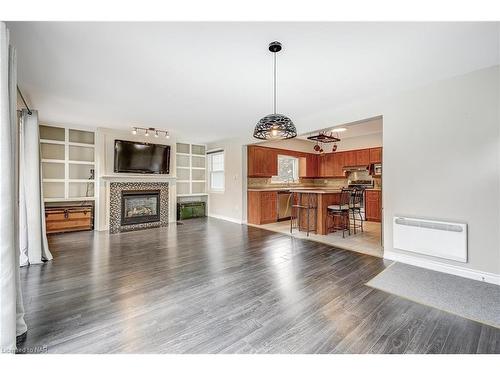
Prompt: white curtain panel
<box><xmin>19</xmin><ymin>109</ymin><xmax>52</xmax><ymax>266</ymax></box>
<box><xmin>0</xmin><ymin>22</ymin><xmax>27</xmax><ymax>353</ymax></box>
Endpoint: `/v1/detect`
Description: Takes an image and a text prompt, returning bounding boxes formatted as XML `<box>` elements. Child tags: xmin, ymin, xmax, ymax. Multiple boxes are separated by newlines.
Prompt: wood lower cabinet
<box><xmin>45</xmin><ymin>205</ymin><xmax>93</xmax><ymax>234</ymax></box>
<box><xmin>365</xmin><ymin>190</ymin><xmax>381</xmax><ymax>222</ymax></box>
<box><xmin>247</xmin><ymin>191</ymin><xmax>278</xmax><ymax>225</ymax></box>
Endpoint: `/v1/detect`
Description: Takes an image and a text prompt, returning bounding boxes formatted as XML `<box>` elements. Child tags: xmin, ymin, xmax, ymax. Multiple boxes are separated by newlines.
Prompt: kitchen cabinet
<box><xmin>332</xmin><ymin>152</ymin><xmax>345</xmax><ymax>177</ymax></box>
<box><xmin>344</xmin><ymin>150</ymin><xmax>357</xmax><ymax>167</ymax></box>
<box><xmin>318</xmin><ymin>154</ymin><xmax>333</xmax><ymax>177</ymax></box>
<box><xmin>318</xmin><ymin>152</ymin><xmax>345</xmax><ymax>178</ymax></box>
<box><xmin>299</xmin><ymin>154</ymin><xmax>318</xmax><ymax>178</ymax></box>
<box><xmin>369</xmin><ymin>147</ymin><xmax>382</xmax><ymax>164</ymax></box>
<box><xmin>356</xmin><ymin>149</ymin><xmax>370</xmax><ymax>166</ymax></box>
<box><xmin>248</xmin><ymin>146</ymin><xmax>278</xmax><ymax>177</ymax></box>
<box><xmin>247</xmin><ymin>191</ymin><xmax>278</xmax><ymax>224</ymax></box>
<box><xmin>365</xmin><ymin>190</ymin><xmax>381</xmax><ymax>222</ymax></box>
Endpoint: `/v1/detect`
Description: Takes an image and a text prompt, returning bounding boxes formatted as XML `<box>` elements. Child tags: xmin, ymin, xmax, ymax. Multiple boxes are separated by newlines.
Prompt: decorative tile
<box><xmin>109</xmin><ymin>182</ymin><xmax>169</xmax><ymax>234</ymax></box>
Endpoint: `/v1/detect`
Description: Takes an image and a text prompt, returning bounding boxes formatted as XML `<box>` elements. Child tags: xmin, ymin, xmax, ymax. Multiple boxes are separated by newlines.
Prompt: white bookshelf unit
<box><xmin>176</xmin><ymin>143</ymin><xmax>207</xmax><ymax>196</ymax></box>
<box><xmin>40</xmin><ymin>125</ymin><xmax>96</xmax><ymax>202</ymax></box>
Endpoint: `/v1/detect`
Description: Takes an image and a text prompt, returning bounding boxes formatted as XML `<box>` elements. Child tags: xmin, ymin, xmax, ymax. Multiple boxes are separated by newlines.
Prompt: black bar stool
<box><xmin>349</xmin><ymin>188</ymin><xmax>364</xmax><ymax>234</ymax></box>
<box><xmin>327</xmin><ymin>188</ymin><xmax>351</xmax><ymax>238</ymax></box>
<box><xmin>290</xmin><ymin>192</ymin><xmax>317</xmax><ymax>236</ymax></box>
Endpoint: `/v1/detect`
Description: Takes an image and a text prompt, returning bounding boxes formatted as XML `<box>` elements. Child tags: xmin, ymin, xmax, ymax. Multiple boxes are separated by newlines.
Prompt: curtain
<box><xmin>19</xmin><ymin>109</ymin><xmax>52</xmax><ymax>266</ymax></box>
<box><xmin>0</xmin><ymin>21</ymin><xmax>27</xmax><ymax>353</ymax></box>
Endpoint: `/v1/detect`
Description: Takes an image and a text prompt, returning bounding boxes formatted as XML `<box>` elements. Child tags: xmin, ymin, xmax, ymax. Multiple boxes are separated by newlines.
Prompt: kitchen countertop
<box><xmin>288</xmin><ymin>188</ymin><xmax>342</xmax><ymax>194</ymax></box>
<box><xmin>248</xmin><ymin>187</ymin><xmax>344</xmax><ymax>193</ymax></box>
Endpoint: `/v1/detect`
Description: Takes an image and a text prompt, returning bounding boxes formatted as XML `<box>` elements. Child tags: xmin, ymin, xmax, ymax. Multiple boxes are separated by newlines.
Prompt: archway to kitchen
<box><xmin>245</xmin><ymin>116</ymin><xmax>383</xmax><ymax>258</ymax></box>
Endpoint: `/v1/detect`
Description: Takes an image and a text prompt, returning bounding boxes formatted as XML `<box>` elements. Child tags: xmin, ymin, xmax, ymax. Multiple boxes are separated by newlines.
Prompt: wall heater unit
<box><xmin>393</xmin><ymin>217</ymin><xmax>467</xmax><ymax>262</ymax></box>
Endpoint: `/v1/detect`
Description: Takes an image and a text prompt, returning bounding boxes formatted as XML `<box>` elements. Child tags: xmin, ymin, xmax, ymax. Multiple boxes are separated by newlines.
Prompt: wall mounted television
<box><xmin>114</xmin><ymin>139</ymin><xmax>170</xmax><ymax>174</ymax></box>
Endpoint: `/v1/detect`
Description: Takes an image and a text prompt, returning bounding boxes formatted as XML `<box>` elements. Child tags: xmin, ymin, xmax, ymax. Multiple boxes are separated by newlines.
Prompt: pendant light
<box><xmin>253</xmin><ymin>41</ymin><xmax>297</xmax><ymax>140</ymax></box>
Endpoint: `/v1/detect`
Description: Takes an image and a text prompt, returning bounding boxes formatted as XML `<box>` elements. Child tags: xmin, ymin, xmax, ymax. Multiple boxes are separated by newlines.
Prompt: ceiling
<box><xmin>8</xmin><ymin>22</ymin><xmax>499</xmax><ymax>143</ymax></box>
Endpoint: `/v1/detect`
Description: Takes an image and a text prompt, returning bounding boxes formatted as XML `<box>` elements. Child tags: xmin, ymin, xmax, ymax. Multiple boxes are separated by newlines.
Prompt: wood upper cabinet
<box><xmin>318</xmin><ymin>152</ymin><xmax>345</xmax><ymax>177</ymax></box>
<box><xmin>248</xmin><ymin>146</ymin><xmax>278</xmax><ymax>177</ymax></box>
<box><xmin>344</xmin><ymin>150</ymin><xmax>357</xmax><ymax>167</ymax></box>
<box><xmin>318</xmin><ymin>154</ymin><xmax>333</xmax><ymax>177</ymax></box>
<box><xmin>332</xmin><ymin>152</ymin><xmax>345</xmax><ymax>177</ymax></box>
<box><xmin>369</xmin><ymin>147</ymin><xmax>382</xmax><ymax>164</ymax></box>
<box><xmin>247</xmin><ymin>191</ymin><xmax>277</xmax><ymax>225</ymax></box>
<box><xmin>299</xmin><ymin>154</ymin><xmax>318</xmax><ymax>178</ymax></box>
<box><xmin>365</xmin><ymin>190</ymin><xmax>381</xmax><ymax>222</ymax></box>
<box><xmin>356</xmin><ymin>149</ymin><xmax>370</xmax><ymax>166</ymax></box>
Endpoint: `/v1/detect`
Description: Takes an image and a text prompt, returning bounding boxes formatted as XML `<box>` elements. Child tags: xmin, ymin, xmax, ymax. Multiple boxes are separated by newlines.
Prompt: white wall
<box><xmin>210</xmin><ymin>65</ymin><xmax>500</xmax><ymax>279</ymax></box>
<box><xmin>95</xmin><ymin>127</ymin><xmax>178</xmax><ymax>230</ymax></box>
<box><xmin>382</xmin><ymin>66</ymin><xmax>499</xmax><ymax>277</ymax></box>
<box><xmin>206</xmin><ymin>138</ymin><xmax>246</xmax><ymax>223</ymax></box>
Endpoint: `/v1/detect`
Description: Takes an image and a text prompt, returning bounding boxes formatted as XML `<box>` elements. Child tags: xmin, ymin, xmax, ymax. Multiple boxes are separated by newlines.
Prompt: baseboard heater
<box><xmin>393</xmin><ymin>217</ymin><xmax>467</xmax><ymax>262</ymax></box>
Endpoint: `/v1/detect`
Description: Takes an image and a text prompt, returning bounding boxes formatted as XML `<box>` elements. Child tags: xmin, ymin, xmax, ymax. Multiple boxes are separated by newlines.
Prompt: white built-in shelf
<box><xmin>176</xmin><ymin>142</ymin><xmax>207</xmax><ymax>196</ymax></box>
<box><xmin>177</xmin><ymin>193</ymin><xmax>209</xmax><ymax>197</ymax></box>
<box><xmin>40</xmin><ymin>124</ymin><xmax>96</xmax><ymax>203</ymax></box>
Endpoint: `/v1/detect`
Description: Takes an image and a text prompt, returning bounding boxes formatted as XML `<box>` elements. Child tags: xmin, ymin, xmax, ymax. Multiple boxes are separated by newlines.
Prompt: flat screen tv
<box><xmin>114</xmin><ymin>139</ymin><xmax>170</xmax><ymax>174</ymax></box>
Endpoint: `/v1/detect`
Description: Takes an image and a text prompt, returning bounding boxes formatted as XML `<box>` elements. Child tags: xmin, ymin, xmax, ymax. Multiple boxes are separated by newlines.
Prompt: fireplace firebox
<box><xmin>121</xmin><ymin>190</ymin><xmax>161</xmax><ymax>226</ymax></box>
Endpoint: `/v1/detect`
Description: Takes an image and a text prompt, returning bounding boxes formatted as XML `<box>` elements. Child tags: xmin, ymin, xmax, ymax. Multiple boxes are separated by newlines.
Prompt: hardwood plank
<box><xmin>17</xmin><ymin>217</ymin><xmax>500</xmax><ymax>354</ymax></box>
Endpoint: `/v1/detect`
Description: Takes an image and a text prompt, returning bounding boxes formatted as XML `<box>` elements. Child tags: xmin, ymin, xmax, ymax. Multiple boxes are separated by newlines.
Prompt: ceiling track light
<box><xmin>131</xmin><ymin>126</ymin><xmax>170</xmax><ymax>139</ymax></box>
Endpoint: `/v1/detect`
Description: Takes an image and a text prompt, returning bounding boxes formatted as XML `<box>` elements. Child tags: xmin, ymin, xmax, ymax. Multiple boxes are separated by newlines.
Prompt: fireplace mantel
<box><xmin>101</xmin><ymin>175</ymin><xmax>176</xmax><ymax>182</ymax></box>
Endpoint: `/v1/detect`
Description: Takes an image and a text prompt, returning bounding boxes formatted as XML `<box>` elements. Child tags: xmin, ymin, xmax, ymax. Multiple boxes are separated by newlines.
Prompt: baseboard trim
<box><xmin>207</xmin><ymin>214</ymin><xmax>242</xmax><ymax>225</ymax></box>
<box><xmin>384</xmin><ymin>250</ymin><xmax>500</xmax><ymax>285</ymax></box>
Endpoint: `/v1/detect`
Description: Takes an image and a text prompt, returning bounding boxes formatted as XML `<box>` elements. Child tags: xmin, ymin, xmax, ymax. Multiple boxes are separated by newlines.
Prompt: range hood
<box><xmin>343</xmin><ymin>165</ymin><xmax>369</xmax><ymax>172</ymax></box>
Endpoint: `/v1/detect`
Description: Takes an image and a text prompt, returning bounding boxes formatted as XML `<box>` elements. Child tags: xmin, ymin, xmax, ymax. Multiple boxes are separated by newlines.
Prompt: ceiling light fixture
<box><xmin>332</xmin><ymin>127</ymin><xmax>347</xmax><ymax>132</ymax></box>
<box><xmin>131</xmin><ymin>127</ymin><xmax>170</xmax><ymax>139</ymax></box>
<box><xmin>253</xmin><ymin>41</ymin><xmax>297</xmax><ymax>140</ymax></box>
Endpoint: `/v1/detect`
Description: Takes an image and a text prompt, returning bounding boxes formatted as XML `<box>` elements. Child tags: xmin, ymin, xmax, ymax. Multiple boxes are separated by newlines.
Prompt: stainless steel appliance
<box><xmin>278</xmin><ymin>191</ymin><xmax>292</xmax><ymax>221</ymax></box>
<box><xmin>347</xmin><ymin>180</ymin><xmax>374</xmax><ymax>220</ymax></box>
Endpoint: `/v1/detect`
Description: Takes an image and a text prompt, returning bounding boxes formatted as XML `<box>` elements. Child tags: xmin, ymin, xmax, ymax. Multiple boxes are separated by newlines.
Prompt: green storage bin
<box><xmin>177</xmin><ymin>202</ymin><xmax>206</xmax><ymax>220</ymax></box>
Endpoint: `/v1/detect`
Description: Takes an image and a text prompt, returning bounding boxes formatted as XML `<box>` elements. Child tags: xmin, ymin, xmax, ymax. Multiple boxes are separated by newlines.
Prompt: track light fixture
<box><xmin>131</xmin><ymin>127</ymin><xmax>170</xmax><ymax>139</ymax></box>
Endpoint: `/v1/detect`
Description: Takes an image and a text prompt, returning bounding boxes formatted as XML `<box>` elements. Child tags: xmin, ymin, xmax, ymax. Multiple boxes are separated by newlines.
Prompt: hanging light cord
<box><xmin>273</xmin><ymin>51</ymin><xmax>277</xmax><ymax>114</ymax></box>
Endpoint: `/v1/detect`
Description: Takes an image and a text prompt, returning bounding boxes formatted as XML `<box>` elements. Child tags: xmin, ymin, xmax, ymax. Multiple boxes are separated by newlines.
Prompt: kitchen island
<box><xmin>288</xmin><ymin>188</ymin><xmax>343</xmax><ymax>235</ymax></box>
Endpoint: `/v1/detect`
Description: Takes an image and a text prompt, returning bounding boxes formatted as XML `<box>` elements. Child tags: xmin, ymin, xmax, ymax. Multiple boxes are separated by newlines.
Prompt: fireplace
<box><xmin>109</xmin><ymin>181</ymin><xmax>169</xmax><ymax>233</ymax></box>
<box><xmin>121</xmin><ymin>190</ymin><xmax>161</xmax><ymax>226</ymax></box>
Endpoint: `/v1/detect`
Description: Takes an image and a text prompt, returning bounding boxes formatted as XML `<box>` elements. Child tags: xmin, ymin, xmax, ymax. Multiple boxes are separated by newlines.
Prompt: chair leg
<box><xmin>352</xmin><ymin>209</ymin><xmax>356</xmax><ymax>234</ymax></box>
<box><xmin>358</xmin><ymin>209</ymin><xmax>364</xmax><ymax>232</ymax></box>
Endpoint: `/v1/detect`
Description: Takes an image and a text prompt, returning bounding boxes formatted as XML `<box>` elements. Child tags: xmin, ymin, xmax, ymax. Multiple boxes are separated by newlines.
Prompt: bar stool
<box><xmin>327</xmin><ymin>188</ymin><xmax>351</xmax><ymax>238</ymax></box>
<box><xmin>349</xmin><ymin>188</ymin><xmax>364</xmax><ymax>234</ymax></box>
<box><xmin>290</xmin><ymin>192</ymin><xmax>317</xmax><ymax>236</ymax></box>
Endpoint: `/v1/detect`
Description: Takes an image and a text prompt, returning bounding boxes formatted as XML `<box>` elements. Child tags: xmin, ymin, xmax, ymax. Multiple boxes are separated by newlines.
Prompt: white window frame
<box><xmin>270</xmin><ymin>154</ymin><xmax>299</xmax><ymax>184</ymax></box>
<box><xmin>208</xmin><ymin>150</ymin><xmax>225</xmax><ymax>192</ymax></box>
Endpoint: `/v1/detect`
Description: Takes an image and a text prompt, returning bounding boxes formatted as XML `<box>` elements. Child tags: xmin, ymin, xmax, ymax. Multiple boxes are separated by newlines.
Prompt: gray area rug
<box><xmin>366</xmin><ymin>262</ymin><xmax>500</xmax><ymax>328</ymax></box>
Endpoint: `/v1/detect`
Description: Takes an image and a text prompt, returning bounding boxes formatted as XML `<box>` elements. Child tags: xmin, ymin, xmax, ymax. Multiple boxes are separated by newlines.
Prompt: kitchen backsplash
<box><xmin>248</xmin><ymin>177</ymin><xmax>347</xmax><ymax>189</ymax></box>
<box><xmin>248</xmin><ymin>176</ymin><xmax>381</xmax><ymax>189</ymax></box>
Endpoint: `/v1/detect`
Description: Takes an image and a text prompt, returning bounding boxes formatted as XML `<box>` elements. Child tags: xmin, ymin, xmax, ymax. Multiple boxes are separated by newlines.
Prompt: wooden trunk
<box><xmin>45</xmin><ymin>205</ymin><xmax>93</xmax><ymax>234</ymax></box>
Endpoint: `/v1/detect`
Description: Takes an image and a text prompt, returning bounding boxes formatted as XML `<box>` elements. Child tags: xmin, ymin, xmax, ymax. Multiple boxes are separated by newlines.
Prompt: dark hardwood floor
<box><xmin>18</xmin><ymin>218</ymin><xmax>500</xmax><ymax>353</ymax></box>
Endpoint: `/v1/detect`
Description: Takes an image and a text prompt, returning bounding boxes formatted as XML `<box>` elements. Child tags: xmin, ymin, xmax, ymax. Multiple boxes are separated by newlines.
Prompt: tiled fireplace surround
<box><xmin>109</xmin><ymin>182</ymin><xmax>169</xmax><ymax>234</ymax></box>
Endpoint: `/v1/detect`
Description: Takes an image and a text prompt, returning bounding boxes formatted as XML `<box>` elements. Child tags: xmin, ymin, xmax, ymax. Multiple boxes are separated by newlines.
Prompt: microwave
<box><xmin>374</xmin><ymin>163</ymin><xmax>382</xmax><ymax>176</ymax></box>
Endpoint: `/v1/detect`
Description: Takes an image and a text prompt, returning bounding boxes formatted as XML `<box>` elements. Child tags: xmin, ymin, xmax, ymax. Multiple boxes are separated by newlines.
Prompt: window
<box><xmin>208</xmin><ymin>151</ymin><xmax>224</xmax><ymax>192</ymax></box>
<box><xmin>271</xmin><ymin>155</ymin><xmax>299</xmax><ymax>183</ymax></box>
